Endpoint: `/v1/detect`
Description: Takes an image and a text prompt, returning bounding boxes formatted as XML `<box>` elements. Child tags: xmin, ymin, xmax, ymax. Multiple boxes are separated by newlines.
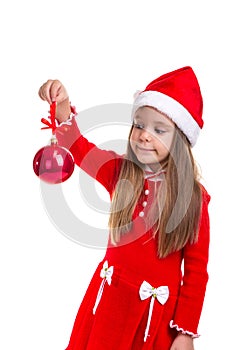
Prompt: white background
<box><xmin>1</xmin><ymin>0</ymin><xmax>232</xmax><ymax>349</ymax></box>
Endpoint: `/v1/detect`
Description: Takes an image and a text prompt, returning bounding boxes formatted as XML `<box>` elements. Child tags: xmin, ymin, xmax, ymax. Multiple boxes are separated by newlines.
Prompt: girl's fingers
<box><xmin>49</xmin><ymin>80</ymin><xmax>63</xmax><ymax>103</ymax></box>
<box><xmin>38</xmin><ymin>79</ymin><xmax>68</xmax><ymax>104</ymax></box>
<box><xmin>38</xmin><ymin>80</ymin><xmax>53</xmax><ymax>104</ymax></box>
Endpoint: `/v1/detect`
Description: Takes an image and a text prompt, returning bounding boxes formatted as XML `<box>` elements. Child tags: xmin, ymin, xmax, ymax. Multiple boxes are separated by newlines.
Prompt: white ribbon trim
<box><xmin>93</xmin><ymin>261</ymin><xmax>114</xmax><ymax>315</ymax></box>
<box><xmin>170</xmin><ymin>320</ymin><xmax>200</xmax><ymax>338</ymax></box>
<box><xmin>139</xmin><ymin>281</ymin><xmax>169</xmax><ymax>342</ymax></box>
<box><xmin>57</xmin><ymin>112</ymin><xmax>76</xmax><ymax>127</ymax></box>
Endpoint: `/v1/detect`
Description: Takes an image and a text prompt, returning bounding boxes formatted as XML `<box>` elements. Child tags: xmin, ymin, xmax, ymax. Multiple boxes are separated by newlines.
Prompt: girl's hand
<box><xmin>38</xmin><ymin>79</ymin><xmax>71</xmax><ymax>123</ymax></box>
<box><xmin>38</xmin><ymin>79</ymin><xmax>68</xmax><ymax>105</ymax></box>
<box><xmin>170</xmin><ymin>334</ymin><xmax>194</xmax><ymax>350</ymax></box>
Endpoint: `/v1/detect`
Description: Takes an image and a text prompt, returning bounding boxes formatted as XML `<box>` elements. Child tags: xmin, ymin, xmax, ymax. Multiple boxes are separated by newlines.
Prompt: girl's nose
<box><xmin>139</xmin><ymin>129</ymin><xmax>152</xmax><ymax>142</ymax></box>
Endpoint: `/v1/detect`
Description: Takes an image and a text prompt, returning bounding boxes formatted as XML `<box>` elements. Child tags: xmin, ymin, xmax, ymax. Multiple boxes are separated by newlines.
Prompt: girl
<box><xmin>39</xmin><ymin>66</ymin><xmax>210</xmax><ymax>350</ymax></box>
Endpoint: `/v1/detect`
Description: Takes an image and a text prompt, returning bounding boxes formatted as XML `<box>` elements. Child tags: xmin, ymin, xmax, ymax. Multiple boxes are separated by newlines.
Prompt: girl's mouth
<box><xmin>137</xmin><ymin>145</ymin><xmax>155</xmax><ymax>152</ymax></box>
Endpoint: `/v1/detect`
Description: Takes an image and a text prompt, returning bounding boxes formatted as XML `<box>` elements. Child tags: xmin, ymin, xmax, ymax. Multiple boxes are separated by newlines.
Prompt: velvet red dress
<box><xmin>56</xmin><ymin>116</ymin><xmax>210</xmax><ymax>350</ymax></box>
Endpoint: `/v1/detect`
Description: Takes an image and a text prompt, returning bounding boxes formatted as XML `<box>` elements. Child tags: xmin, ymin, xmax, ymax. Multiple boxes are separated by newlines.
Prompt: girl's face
<box><xmin>130</xmin><ymin>106</ymin><xmax>175</xmax><ymax>171</ymax></box>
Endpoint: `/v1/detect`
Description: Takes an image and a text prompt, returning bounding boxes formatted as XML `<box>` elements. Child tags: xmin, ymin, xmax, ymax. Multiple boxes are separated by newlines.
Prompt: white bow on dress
<box><xmin>93</xmin><ymin>261</ymin><xmax>114</xmax><ymax>315</ymax></box>
<box><xmin>139</xmin><ymin>281</ymin><xmax>169</xmax><ymax>342</ymax></box>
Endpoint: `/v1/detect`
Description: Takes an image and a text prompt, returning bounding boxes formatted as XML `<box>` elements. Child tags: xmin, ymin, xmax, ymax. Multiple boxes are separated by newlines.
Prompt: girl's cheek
<box><xmin>130</xmin><ymin>131</ymin><xmax>137</xmax><ymax>142</ymax></box>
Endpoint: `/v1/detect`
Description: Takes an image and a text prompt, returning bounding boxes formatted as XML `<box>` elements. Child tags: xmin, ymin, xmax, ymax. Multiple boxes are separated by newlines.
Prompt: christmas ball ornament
<box><xmin>33</xmin><ymin>137</ymin><xmax>74</xmax><ymax>184</ymax></box>
<box><xmin>33</xmin><ymin>102</ymin><xmax>75</xmax><ymax>184</ymax></box>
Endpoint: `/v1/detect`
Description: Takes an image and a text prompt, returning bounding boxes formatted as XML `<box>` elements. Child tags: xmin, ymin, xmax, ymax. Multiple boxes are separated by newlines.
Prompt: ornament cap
<box><xmin>50</xmin><ymin>135</ymin><xmax>58</xmax><ymax>145</ymax></box>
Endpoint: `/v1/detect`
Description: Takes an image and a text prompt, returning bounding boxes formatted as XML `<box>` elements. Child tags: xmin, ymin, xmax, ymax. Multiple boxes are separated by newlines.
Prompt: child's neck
<box><xmin>144</xmin><ymin>161</ymin><xmax>167</xmax><ymax>174</ymax></box>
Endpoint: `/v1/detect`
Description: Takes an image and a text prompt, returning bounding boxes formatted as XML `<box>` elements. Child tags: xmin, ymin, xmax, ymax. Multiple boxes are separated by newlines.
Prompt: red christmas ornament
<box><xmin>33</xmin><ymin>102</ymin><xmax>74</xmax><ymax>184</ymax></box>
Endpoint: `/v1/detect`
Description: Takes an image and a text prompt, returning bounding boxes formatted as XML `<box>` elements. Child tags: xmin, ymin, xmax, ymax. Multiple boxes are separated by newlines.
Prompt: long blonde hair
<box><xmin>108</xmin><ymin>124</ymin><xmax>202</xmax><ymax>258</ymax></box>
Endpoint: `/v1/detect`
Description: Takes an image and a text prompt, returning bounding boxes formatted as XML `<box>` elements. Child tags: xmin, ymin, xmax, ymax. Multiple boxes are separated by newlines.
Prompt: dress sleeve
<box><xmin>170</xmin><ymin>188</ymin><xmax>211</xmax><ymax>337</ymax></box>
<box><xmin>55</xmin><ymin>115</ymin><xmax>122</xmax><ymax>194</ymax></box>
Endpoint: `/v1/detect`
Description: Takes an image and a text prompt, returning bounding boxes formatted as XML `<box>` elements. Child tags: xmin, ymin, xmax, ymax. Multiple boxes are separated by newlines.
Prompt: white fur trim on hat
<box><xmin>132</xmin><ymin>90</ymin><xmax>200</xmax><ymax>147</ymax></box>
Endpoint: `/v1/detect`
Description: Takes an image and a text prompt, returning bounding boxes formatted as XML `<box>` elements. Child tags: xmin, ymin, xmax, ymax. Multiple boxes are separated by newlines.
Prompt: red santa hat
<box><xmin>132</xmin><ymin>66</ymin><xmax>203</xmax><ymax>146</ymax></box>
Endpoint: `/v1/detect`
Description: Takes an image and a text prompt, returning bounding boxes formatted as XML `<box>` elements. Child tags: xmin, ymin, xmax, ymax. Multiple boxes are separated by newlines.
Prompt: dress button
<box><xmin>139</xmin><ymin>211</ymin><xmax>145</xmax><ymax>217</ymax></box>
<box><xmin>145</xmin><ymin>189</ymin><xmax>150</xmax><ymax>195</ymax></box>
<box><xmin>142</xmin><ymin>201</ymin><xmax>147</xmax><ymax>207</ymax></box>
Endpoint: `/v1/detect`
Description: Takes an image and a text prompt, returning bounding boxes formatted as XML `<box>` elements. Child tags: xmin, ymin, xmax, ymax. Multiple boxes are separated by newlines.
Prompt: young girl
<box><xmin>39</xmin><ymin>66</ymin><xmax>210</xmax><ymax>350</ymax></box>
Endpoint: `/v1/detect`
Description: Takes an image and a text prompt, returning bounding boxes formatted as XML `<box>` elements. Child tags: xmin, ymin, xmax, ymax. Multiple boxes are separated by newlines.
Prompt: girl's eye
<box><xmin>134</xmin><ymin>123</ymin><xmax>144</xmax><ymax>129</ymax></box>
<box><xmin>133</xmin><ymin>123</ymin><xmax>166</xmax><ymax>134</ymax></box>
<box><xmin>154</xmin><ymin>128</ymin><xmax>166</xmax><ymax>135</ymax></box>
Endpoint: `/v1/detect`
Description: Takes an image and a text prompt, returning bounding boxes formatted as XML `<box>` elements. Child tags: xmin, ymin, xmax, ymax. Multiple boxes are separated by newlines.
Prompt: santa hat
<box><xmin>132</xmin><ymin>66</ymin><xmax>203</xmax><ymax>146</ymax></box>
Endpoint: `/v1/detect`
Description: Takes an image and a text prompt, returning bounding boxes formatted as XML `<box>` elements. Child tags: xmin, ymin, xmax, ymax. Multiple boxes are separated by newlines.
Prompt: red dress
<box><xmin>56</xmin><ymin>116</ymin><xmax>210</xmax><ymax>350</ymax></box>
